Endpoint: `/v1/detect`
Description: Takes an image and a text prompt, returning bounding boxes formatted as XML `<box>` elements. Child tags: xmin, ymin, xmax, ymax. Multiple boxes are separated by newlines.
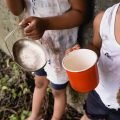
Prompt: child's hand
<box><xmin>65</xmin><ymin>44</ymin><xmax>80</xmax><ymax>54</ymax></box>
<box><xmin>19</xmin><ymin>16</ymin><xmax>46</xmax><ymax>40</ymax></box>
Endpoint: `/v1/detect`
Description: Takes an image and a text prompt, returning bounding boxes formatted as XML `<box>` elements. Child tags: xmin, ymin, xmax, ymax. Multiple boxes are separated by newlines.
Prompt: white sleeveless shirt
<box><xmin>24</xmin><ymin>0</ymin><xmax>78</xmax><ymax>84</ymax></box>
<box><xmin>95</xmin><ymin>3</ymin><xmax>120</xmax><ymax>110</ymax></box>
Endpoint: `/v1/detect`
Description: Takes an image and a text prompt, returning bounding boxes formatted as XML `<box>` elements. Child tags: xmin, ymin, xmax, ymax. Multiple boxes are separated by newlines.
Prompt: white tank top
<box><xmin>95</xmin><ymin>3</ymin><xmax>120</xmax><ymax>109</ymax></box>
<box><xmin>24</xmin><ymin>0</ymin><xmax>78</xmax><ymax>84</ymax></box>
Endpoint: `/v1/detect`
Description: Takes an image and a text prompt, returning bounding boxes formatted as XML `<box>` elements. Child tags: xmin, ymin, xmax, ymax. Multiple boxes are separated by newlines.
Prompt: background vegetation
<box><xmin>0</xmin><ymin>49</ymin><xmax>82</xmax><ymax>120</ymax></box>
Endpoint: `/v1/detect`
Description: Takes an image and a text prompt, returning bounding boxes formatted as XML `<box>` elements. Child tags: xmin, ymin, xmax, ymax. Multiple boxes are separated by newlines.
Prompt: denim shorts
<box><xmin>34</xmin><ymin>68</ymin><xmax>68</xmax><ymax>90</ymax></box>
<box><xmin>84</xmin><ymin>90</ymin><xmax>120</xmax><ymax>120</ymax></box>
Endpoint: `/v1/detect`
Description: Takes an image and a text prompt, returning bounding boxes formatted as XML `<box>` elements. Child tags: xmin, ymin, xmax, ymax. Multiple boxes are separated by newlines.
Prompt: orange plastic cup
<box><xmin>62</xmin><ymin>49</ymin><xmax>99</xmax><ymax>93</ymax></box>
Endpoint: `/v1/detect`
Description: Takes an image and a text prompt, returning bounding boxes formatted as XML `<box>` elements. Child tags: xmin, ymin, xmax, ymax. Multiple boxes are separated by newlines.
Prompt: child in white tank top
<box><xmin>67</xmin><ymin>2</ymin><xmax>120</xmax><ymax>120</ymax></box>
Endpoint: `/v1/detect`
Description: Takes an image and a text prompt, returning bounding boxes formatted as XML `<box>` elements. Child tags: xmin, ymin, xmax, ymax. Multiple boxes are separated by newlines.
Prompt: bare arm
<box><xmin>5</xmin><ymin>0</ymin><xmax>25</xmax><ymax>16</ymax></box>
<box><xmin>65</xmin><ymin>12</ymin><xmax>104</xmax><ymax>56</ymax></box>
<box><xmin>20</xmin><ymin>0</ymin><xmax>87</xmax><ymax>39</ymax></box>
<box><xmin>43</xmin><ymin>0</ymin><xmax>87</xmax><ymax>29</ymax></box>
<box><xmin>21</xmin><ymin>0</ymin><xmax>87</xmax><ymax>30</ymax></box>
<box><xmin>86</xmin><ymin>12</ymin><xmax>104</xmax><ymax>57</ymax></box>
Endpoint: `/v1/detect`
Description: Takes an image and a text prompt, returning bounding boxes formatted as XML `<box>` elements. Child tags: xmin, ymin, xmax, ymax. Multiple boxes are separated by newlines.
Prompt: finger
<box><xmin>19</xmin><ymin>17</ymin><xmax>36</xmax><ymax>33</ymax></box>
<box><xmin>72</xmin><ymin>44</ymin><xmax>80</xmax><ymax>49</ymax></box>
<box><xmin>24</xmin><ymin>23</ymin><xmax>35</xmax><ymax>33</ymax></box>
<box><xmin>24</xmin><ymin>31</ymin><xmax>43</xmax><ymax>39</ymax></box>
<box><xmin>19</xmin><ymin>17</ymin><xmax>34</xmax><ymax>26</ymax></box>
<box><xmin>72</xmin><ymin>44</ymin><xmax>80</xmax><ymax>50</ymax></box>
<box><xmin>72</xmin><ymin>47</ymin><xmax>80</xmax><ymax>50</ymax></box>
<box><xmin>65</xmin><ymin>48</ymin><xmax>73</xmax><ymax>55</ymax></box>
<box><xmin>24</xmin><ymin>30</ymin><xmax>37</xmax><ymax>36</ymax></box>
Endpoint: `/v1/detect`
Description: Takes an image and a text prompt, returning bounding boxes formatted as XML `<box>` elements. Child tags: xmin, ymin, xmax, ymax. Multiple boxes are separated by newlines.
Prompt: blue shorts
<box><xmin>84</xmin><ymin>91</ymin><xmax>120</xmax><ymax>120</ymax></box>
<box><xmin>34</xmin><ymin>68</ymin><xmax>68</xmax><ymax>90</ymax></box>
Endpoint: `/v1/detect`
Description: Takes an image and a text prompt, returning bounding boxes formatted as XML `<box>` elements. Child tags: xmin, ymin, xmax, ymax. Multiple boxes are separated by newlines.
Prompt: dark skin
<box><xmin>5</xmin><ymin>0</ymin><xmax>25</xmax><ymax>15</ymax></box>
<box><xmin>66</xmin><ymin>11</ymin><xmax>104</xmax><ymax>57</ymax></box>
<box><xmin>67</xmin><ymin>7</ymin><xmax>120</xmax><ymax>65</ymax></box>
<box><xmin>5</xmin><ymin>0</ymin><xmax>87</xmax><ymax>40</ymax></box>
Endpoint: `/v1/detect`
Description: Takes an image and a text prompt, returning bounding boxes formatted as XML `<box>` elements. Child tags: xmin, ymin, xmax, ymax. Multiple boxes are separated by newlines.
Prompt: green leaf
<box><xmin>20</xmin><ymin>110</ymin><xmax>30</xmax><ymax>120</ymax></box>
<box><xmin>9</xmin><ymin>114</ymin><xmax>18</xmax><ymax>120</ymax></box>
<box><xmin>11</xmin><ymin>89</ymin><xmax>17</xmax><ymax>99</ymax></box>
<box><xmin>1</xmin><ymin>86</ymin><xmax>9</xmax><ymax>91</ymax></box>
<box><xmin>23</xmin><ymin>88</ymin><xmax>30</xmax><ymax>94</ymax></box>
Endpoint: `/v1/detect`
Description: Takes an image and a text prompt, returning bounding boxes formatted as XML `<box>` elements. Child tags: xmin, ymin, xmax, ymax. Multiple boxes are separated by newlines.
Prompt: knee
<box><xmin>52</xmin><ymin>89</ymin><xmax>66</xmax><ymax>98</ymax></box>
<box><xmin>34</xmin><ymin>76</ymin><xmax>49</xmax><ymax>89</ymax></box>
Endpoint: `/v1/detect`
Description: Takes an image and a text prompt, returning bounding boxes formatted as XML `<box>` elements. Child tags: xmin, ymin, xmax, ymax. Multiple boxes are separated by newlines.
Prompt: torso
<box><xmin>24</xmin><ymin>0</ymin><xmax>70</xmax><ymax>16</ymax></box>
<box><xmin>24</xmin><ymin>0</ymin><xmax>78</xmax><ymax>52</ymax></box>
<box><xmin>24</xmin><ymin>0</ymin><xmax>79</xmax><ymax>84</ymax></box>
<box><xmin>96</xmin><ymin>3</ymin><xmax>120</xmax><ymax>110</ymax></box>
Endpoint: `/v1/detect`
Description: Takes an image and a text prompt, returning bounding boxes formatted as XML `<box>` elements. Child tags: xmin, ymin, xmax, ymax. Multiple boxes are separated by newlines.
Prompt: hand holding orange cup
<box><xmin>62</xmin><ymin>49</ymin><xmax>99</xmax><ymax>93</ymax></box>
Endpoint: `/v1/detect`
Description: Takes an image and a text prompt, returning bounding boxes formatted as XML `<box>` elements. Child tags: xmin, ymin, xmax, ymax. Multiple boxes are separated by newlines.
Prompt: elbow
<box><xmin>71</xmin><ymin>9</ymin><xmax>87</xmax><ymax>26</ymax></box>
<box><xmin>10</xmin><ymin>10</ymin><xmax>24</xmax><ymax>16</ymax></box>
<box><xmin>7</xmin><ymin>5</ymin><xmax>25</xmax><ymax>16</ymax></box>
<box><xmin>5</xmin><ymin>1</ymin><xmax>25</xmax><ymax>16</ymax></box>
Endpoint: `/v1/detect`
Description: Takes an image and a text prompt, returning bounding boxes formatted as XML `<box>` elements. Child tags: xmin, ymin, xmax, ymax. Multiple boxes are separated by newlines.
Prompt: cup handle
<box><xmin>4</xmin><ymin>25</ymin><xmax>22</xmax><ymax>58</ymax></box>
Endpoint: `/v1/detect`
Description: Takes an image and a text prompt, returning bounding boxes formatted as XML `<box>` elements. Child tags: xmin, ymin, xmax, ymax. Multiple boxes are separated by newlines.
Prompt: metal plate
<box><xmin>12</xmin><ymin>38</ymin><xmax>47</xmax><ymax>71</ymax></box>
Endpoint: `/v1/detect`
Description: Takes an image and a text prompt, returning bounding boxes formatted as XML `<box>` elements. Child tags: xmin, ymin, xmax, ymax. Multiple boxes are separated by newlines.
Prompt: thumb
<box><xmin>65</xmin><ymin>48</ymin><xmax>73</xmax><ymax>55</ymax></box>
<box><xmin>19</xmin><ymin>17</ymin><xmax>33</xmax><ymax>27</ymax></box>
<box><xmin>72</xmin><ymin>44</ymin><xmax>80</xmax><ymax>50</ymax></box>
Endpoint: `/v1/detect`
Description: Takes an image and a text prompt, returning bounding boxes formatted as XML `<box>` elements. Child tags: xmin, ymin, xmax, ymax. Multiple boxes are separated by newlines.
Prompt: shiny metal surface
<box><xmin>12</xmin><ymin>38</ymin><xmax>47</xmax><ymax>71</ymax></box>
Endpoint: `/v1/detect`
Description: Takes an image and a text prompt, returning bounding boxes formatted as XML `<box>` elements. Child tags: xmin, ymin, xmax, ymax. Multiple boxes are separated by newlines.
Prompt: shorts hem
<box><xmin>50</xmin><ymin>82</ymin><xmax>68</xmax><ymax>90</ymax></box>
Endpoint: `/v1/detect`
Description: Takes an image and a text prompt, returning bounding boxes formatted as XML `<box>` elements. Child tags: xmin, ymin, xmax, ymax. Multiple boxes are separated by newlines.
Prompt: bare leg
<box><xmin>51</xmin><ymin>88</ymin><xmax>67</xmax><ymax>120</ymax></box>
<box><xmin>27</xmin><ymin>76</ymin><xmax>49</xmax><ymax>120</ymax></box>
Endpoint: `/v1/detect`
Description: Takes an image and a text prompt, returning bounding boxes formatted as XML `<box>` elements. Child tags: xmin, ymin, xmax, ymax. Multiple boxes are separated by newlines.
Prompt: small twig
<box><xmin>0</xmin><ymin>108</ymin><xmax>17</xmax><ymax>114</ymax></box>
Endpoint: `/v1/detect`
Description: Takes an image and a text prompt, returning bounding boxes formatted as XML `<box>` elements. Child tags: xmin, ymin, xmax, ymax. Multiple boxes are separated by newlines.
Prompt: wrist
<box><xmin>40</xmin><ymin>18</ymin><xmax>50</xmax><ymax>30</ymax></box>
